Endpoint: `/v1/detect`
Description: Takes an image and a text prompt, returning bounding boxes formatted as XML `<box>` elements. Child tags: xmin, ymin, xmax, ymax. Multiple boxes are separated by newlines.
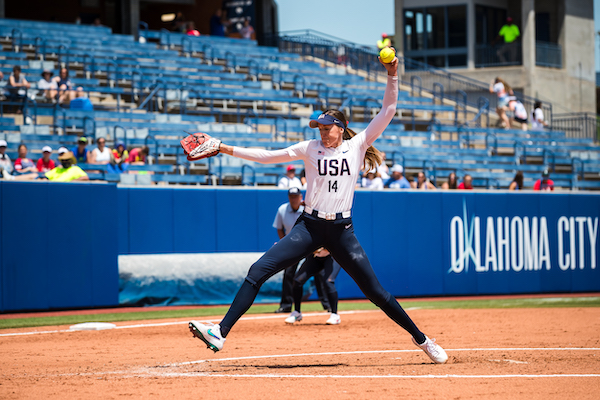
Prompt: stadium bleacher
<box><xmin>1</xmin><ymin>18</ymin><xmax>599</xmax><ymax>190</ymax></box>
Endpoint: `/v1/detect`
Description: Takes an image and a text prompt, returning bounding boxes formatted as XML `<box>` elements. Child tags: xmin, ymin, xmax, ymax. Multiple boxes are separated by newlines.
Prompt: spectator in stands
<box><xmin>508</xmin><ymin>96</ymin><xmax>529</xmax><ymax>131</ymax></box>
<box><xmin>376</xmin><ymin>151</ymin><xmax>390</xmax><ymax>180</ymax></box>
<box><xmin>458</xmin><ymin>174</ymin><xmax>473</xmax><ymax>189</ymax></box>
<box><xmin>36</xmin><ymin>146</ymin><xmax>55</xmax><ymax>173</ymax></box>
<box><xmin>377</xmin><ymin>33</ymin><xmax>392</xmax><ymax>50</ymax></box>
<box><xmin>70</xmin><ymin>87</ymin><xmax>93</xmax><ymax>110</ymax></box>
<box><xmin>489</xmin><ymin>77</ymin><xmax>513</xmax><ymax>129</ymax></box>
<box><xmin>44</xmin><ymin>151</ymin><xmax>89</xmax><ymax>182</ymax></box>
<box><xmin>127</xmin><ymin>146</ymin><xmax>150</xmax><ymax>165</ymax></box>
<box><xmin>56</xmin><ymin>146</ymin><xmax>69</xmax><ymax>167</ymax></box>
<box><xmin>239</xmin><ymin>19</ymin><xmax>255</xmax><ymax>40</ymax></box>
<box><xmin>112</xmin><ymin>142</ymin><xmax>129</xmax><ymax>165</ymax></box>
<box><xmin>72</xmin><ymin>136</ymin><xmax>91</xmax><ymax>164</ymax></box>
<box><xmin>93</xmin><ymin>18</ymin><xmax>103</xmax><ymax>27</ymax></box>
<box><xmin>509</xmin><ymin>171</ymin><xmax>524</xmax><ymax>190</ymax></box>
<box><xmin>411</xmin><ymin>171</ymin><xmax>436</xmax><ymax>190</ymax></box>
<box><xmin>88</xmin><ymin>137</ymin><xmax>113</xmax><ymax>165</ymax></box>
<box><xmin>531</xmin><ymin>101</ymin><xmax>548</xmax><ymax>131</ymax></box>
<box><xmin>210</xmin><ymin>9</ymin><xmax>227</xmax><ymax>36</ymax></box>
<box><xmin>186</xmin><ymin>21</ymin><xmax>201</xmax><ymax>36</ymax></box>
<box><xmin>6</xmin><ymin>66</ymin><xmax>30</xmax><ymax>113</ymax></box>
<box><xmin>533</xmin><ymin>168</ymin><xmax>554</xmax><ymax>191</ymax></box>
<box><xmin>0</xmin><ymin>140</ymin><xmax>13</xmax><ymax>174</ymax></box>
<box><xmin>13</xmin><ymin>144</ymin><xmax>38</xmax><ymax>175</ymax></box>
<box><xmin>37</xmin><ymin>70</ymin><xmax>58</xmax><ymax>102</ymax></box>
<box><xmin>171</xmin><ymin>12</ymin><xmax>186</xmax><ymax>33</ymax></box>
<box><xmin>493</xmin><ymin>17</ymin><xmax>520</xmax><ymax>63</ymax></box>
<box><xmin>53</xmin><ymin>68</ymin><xmax>76</xmax><ymax>105</ymax></box>
<box><xmin>441</xmin><ymin>172</ymin><xmax>457</xmax><ymax>189</ymax></box>
<box><xmin>384</xmin><ymin>164</ymin><xmax>410</xmax><ymax>189</ymax></box>
<box><xmin>361</xmin><ymin>170</ymin><xmax>384</xmax><ymax>190</ymax></box>
<box><xmin>278</xmin><ymin>165</ymin><xmax>302</xmax><ymax>189</ymax></box>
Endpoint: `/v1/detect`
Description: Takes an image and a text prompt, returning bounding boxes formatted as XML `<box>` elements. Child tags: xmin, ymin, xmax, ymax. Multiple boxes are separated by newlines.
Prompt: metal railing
<box><xmin>551</xmin><ymin>113</ymin><xmax>599</xmax><ymax>143</ymax></box>
<box><xmin>267</xmin><ymin>30</ymin><xmax>552</xmax><ymax>125</ymax></box>
<box><xmin>536</xmin><ymin>41</ymin><xmax>562</xmax><ymax>68</ymax></box>
<box><xmin>475</xmin><ymin>43</ymin><xmax>522</xmax><ymax>68</ymax></box>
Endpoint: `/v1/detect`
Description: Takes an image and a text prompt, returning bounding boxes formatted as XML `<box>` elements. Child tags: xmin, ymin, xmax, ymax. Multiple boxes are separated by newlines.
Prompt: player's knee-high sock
<box><xmin>327</xmin><ymin>289</ymin><xmax>338</xmax><ymax>314</ymax></box>
<box><xmin>219</xmin><ymin>280</ymin><xmax>259</xmax><ymax>337</ymax></box>
<box><xmin>379</xmin><ymin>297</ymin><xmax>426</xmax><ymax>344</ymax></box>
<box><xmin>292</xmin><ymin>283</ymin><xmax>303</xmax><ymax>312</ymax></box>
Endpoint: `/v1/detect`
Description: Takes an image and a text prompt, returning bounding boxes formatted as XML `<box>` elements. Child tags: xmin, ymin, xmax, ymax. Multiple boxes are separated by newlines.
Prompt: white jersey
<box><xmin>233</xmin><ymin>75</ymin><xmax>398</xmax><ymax>214</ymax></box>
<box><xmin>513</xmin><ymin>101</ymin><xmax>528</xmax><ymax>120</ymax></box>
<box><xmin>531</xmin><ymin>108</ymin><xmax>544</xmax><ymax>130</ymax></box>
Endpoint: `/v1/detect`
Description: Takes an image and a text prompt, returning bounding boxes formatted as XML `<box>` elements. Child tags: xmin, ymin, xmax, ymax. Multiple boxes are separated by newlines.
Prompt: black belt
<box><xmin>304</xmin><ymin>206</ymin><xmax>351</xmax><ymax>221</ymax></box>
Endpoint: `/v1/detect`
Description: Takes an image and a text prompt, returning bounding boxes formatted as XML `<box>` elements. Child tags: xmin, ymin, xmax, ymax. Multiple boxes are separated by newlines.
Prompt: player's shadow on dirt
<box><xmin>223</xmin><ymin>363</ymin><xmax>347</xmax><ymax>369</ymax></box>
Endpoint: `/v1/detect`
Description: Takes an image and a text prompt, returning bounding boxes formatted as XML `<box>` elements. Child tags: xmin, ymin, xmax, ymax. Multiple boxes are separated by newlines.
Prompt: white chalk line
<box><xmin>133</xmin><ymin>372</ymin><xmax>600</xmax><ymax>379</ymax></box>
<box><xmin>0</xmin><ymin>310</ymin><xmax>375</xmax><ymax>337</ymax></box>
<box><xmin>174</xmin><ymin>347</ymin><xmax>600</xmax><ymax>366</ymax></box>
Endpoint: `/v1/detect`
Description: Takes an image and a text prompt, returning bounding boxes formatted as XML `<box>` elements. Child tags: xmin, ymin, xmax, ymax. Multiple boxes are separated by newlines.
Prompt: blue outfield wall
<box><xmin>117</xmin><ymin>187</ymin><xmax>600</xmax><ymax>301</ymax></box>
<box><xmin>1</xmin><ymin>183</ymin><xmax>599</xmax><ymax>311</ymax></box>
<box><xmin>0</xmin><ymin>181</ymin><xmax>119</xmax><ymax>312</ymax></box>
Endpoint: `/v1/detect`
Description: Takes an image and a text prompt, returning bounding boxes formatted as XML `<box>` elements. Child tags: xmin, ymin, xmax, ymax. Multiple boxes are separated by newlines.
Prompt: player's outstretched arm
<box><xmin>181</xmin><ymin>132</ymin><xmax>301</xmax><ymax>164</ymax></box>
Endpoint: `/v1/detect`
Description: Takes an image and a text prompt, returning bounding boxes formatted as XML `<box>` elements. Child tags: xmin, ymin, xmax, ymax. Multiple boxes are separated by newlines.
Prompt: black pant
<box><xmin>293</xmin><ymin>254</ymin><xmax>340</xmax><ymax>314</ymax></box>
<box><xmin>219</xmin><ymin>212</ymin><xmax>425</xmax><ymax>343</ymax></box>
<box><xmin>280</xmin><ymin>260</ymin><xmax>331</xmax><ymax>311</ymax></box>
<box><xmin>279</xmin><ymin>262</ymin><xmax>298</xmax><ymax>310</ymax></box>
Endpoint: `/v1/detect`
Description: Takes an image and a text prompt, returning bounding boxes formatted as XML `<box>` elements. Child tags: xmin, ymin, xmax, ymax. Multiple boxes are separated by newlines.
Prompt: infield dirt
<box><xmin>1</xmin><ymin>307</ymin><xmax>599</xmax><ymax>399</ymax></box>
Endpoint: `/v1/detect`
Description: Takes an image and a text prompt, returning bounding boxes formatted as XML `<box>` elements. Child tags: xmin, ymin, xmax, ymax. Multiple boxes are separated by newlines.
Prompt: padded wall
<box><xmin>0</xmin><ymin>181</ymin><xmax>119</xmax><ymax>312</ymax></box>
<box><xmin>118</xmin><ymin>187</ymin><xmax>600</xmax><ymax>300</ymax></box>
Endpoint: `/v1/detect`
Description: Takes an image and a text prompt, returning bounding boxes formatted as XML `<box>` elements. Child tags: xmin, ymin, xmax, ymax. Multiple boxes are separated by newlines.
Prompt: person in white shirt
<box><xmin>189</xmin><ymin>52</ymin><xmax>448</xmax><ymax>365</ymax></box>
<box><xmin>37</xmin><ymin>70</ymin><xmax>58</xmax><ymax>102</ymax></box>
<box><xmin>361</xmin><ymin>170</ymin><xmax>384</xmax><ymax>190</ymax></box>
<box><xmin>489</xmin><ymin>77</ymin><xmax>513</xmax><ymax>128</ymax></box>
<box><xmin>531</xmin><ymin>101</ymin><xmax>548</xmax><ymax>131</ymax></box>
<box><xmin>88</xmin><ymin>137</ymin><xmax>113</xmax><ymax>165</ymax></box>
<box><xmin>0</xmin><ymin>139</ymin><xmax>13</xmax><ymax>175</ymax></box>
<box><xmin>277</xmin><ymin>165</ymin><xmax>302</xmax><ymax>189</ymax></box>
<box><xmin>508</xmin><ymin>97</ymin><xmax>529</xmax><ymax>131</ymax></box>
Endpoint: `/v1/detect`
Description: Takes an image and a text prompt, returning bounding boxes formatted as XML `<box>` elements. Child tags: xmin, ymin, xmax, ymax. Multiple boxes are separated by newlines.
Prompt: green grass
<box><xmin>1</xmin><ymin>296</ymin><xmax>599</xmax><ymax>330</ymax></box>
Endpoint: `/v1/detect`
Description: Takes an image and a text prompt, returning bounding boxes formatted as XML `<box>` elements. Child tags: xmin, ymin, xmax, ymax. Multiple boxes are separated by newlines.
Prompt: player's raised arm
<box><xmin>363</xmin><ymin>52</ymin><xmax>399</xmax><ymax>147</ymax></box>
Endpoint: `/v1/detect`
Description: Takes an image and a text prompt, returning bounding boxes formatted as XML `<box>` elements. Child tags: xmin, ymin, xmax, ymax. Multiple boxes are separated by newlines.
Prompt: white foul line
<box><xmin>0</xmin><ymin>310</ymin><xmax>374</xmax><ymax>337</ymax></box>
<box><xmin>173</xmin><ymin>347</ymin><xmax>600</xmax><ymax>366</ymax></box>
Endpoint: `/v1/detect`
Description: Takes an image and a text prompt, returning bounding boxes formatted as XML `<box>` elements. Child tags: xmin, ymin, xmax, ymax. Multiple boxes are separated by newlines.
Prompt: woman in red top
<box><xmin>36</xmin><ymin>146</ymin><xmax>56</xmax><ymax>172</ymax></box>
<box><xmin>13</xmin><ymin>144</ymin><xmax>38</xmax><ymax>174</ymax></box>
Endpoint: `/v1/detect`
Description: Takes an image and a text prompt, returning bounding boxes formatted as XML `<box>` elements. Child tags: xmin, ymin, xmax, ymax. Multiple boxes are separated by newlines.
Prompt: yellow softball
<box><xmin>379</xmin><ymin>47</ymin><xmax>395</xmax><ymax>63</ymax></box>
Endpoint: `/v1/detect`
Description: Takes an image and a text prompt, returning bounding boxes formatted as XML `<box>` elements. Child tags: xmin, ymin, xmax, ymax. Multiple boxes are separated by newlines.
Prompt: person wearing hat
<box><xmin>384</xmin><ymin>164</ymin><xmax>410</xmax><ymax>189</ymax></box>
<box><xmin>377</xmin><ymin>33</ymin><xmax>392</xmax><ymax>50</ymax></box>
<box><xmin>277</xmin><ymin>164</ymin><xmax>302</xmax><ymax>189</ymax></box>
<box><xmin>533</xmin><ymin>168</ymin><xmax>554</xmax><ymax>191</ymax></box>
<box><xmin>44</xmin><ymin>151</ymin><xmax>89</xmax><ymax>182</ymax></box>
<box><xmin>0</xmin><ymin>139</ymin><xmax>13</xmax><ymax>175</ymax></box>
<box><xmin>493</xmin><ymin>17</ymin><xmax>520</xmax><ymax>63</ymax></box>
<box><xmin>271</xmin><ymin>187</ymin><xmax>332</xmax><ymax>314</ymax></box>
<box><xmin>37</xmin><ymin>70</ymin><xmax>58</xmax><ymax>102</ymax></box>
<box><xmin>36</xmin><ymin>146</ymin><xmax>56</xmax><ymax>173</ymax></box>
<box><xmin>112</xmin><ymin>142</ymin><xmax>129</xmax><ymax>164</ymax></box>
<box><xmin>71</xmin><ymin>136</ymin><xmax>90</xmax><ymax>164</ymax></box>
<box><xmin>189</xmin><ymin>55</ymin><xmax>449</xmax><ymax>364</ymax></box>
